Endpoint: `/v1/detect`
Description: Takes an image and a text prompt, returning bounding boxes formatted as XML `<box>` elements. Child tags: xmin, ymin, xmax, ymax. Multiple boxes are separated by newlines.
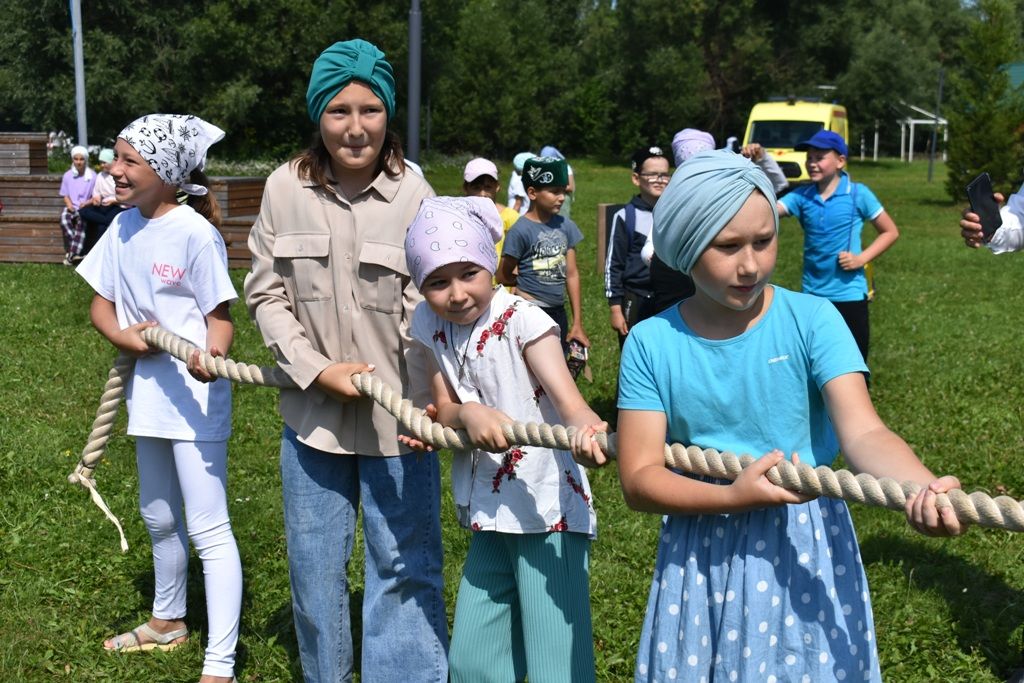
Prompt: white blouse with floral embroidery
<box><xmin>411</xmin><ymin>287</ymin><xmax>596</xmax><ymax>537</ymax></box>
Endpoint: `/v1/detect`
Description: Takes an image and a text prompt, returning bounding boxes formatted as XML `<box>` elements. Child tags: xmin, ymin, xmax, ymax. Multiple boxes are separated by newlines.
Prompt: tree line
<box><xmin>0</xmin><ymin>0</ymin><xmax>1021</xmax><ymax>194</ymax></box>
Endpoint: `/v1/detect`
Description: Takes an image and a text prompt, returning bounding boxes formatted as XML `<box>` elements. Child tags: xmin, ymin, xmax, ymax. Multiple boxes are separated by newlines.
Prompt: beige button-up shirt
<box><xmin>244</xmin><ymin>161</ymin><xmax>433</xmax><ymax>455</ymax></box>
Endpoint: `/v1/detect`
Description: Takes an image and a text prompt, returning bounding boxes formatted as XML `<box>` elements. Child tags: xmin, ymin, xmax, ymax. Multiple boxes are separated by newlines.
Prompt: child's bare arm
<box><xmin>616</xmin><ymin>410</ymin><xmax>808</xmax><ymax>515</ymax></box>
<box><xmin>565</xmin><ymin>248</ymin><xmax>589</xmax><ymax>346</ymax></box>
<box><xmin>839</xmin><ymin>211</ymin><xmax>899</xmax><ymax>270</ymax></box>
<box><xmin>522</xmin><ymin>330</ymin><xmax>607</xmax><ymax>466</ymax></box>
<box><xmin>496</xmin><ymin>255</ymin><xmax>518</xmax><ymax>287</ymax></box>
<box><xmin>426</xmin><ymin>352</ymin><xmax>462</xmax><ymax>428</ymax></box>
<box><xmin>419</xmin><ymin>351</ymin><xmax>514</xmax><ymax>453</ymax></box>
<box><xmin>89</xmin><ymin>293</ymin><xmax>155</xmax><ymax>356</ymax></box>
<box><xmin>822</xmin><ymin>372</ymin><xmax>963</xmax><ymax>535</ymax></box>
<box><xmin>187</xmin><ymin>301</ymin><xmax>234</xmax><ymax>382</ymax></box>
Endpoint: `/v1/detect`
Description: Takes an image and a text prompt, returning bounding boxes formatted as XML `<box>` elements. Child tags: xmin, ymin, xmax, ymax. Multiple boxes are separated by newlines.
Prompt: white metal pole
<box><xmin>71</xmin><ymin>0</ymin><xmax>88</xmax><ymax>148</ymax></box>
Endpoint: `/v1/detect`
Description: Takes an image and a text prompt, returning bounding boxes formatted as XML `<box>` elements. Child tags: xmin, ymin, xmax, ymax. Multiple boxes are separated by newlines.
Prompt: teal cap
<box><xmin>522</xmin><ymin>156</ymin><xmax>569</xmax><ymax>189</ymax></box>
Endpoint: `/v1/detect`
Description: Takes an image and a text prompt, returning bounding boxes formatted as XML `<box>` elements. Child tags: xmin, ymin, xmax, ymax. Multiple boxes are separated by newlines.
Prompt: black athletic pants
<box><xmin>832</xmin><ymin>298</ymin><xmax>870</xmax><ymax>363</ymax></box>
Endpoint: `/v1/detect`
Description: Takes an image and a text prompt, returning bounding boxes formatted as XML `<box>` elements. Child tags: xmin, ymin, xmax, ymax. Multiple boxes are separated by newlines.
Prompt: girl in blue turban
<box><xmin>616</xmin><ymin>150</ymin><xmax>964</xmax><ymax>682</ymax></box>
<box><xmin>244</xmin><ymin>39</ymin><xmax>448</xmax><ymax>682</ymax></box>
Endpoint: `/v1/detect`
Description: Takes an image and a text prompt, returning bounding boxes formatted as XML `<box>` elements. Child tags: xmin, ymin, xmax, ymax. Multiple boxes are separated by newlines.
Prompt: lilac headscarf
<box><xmin>405</xmin><ymin>197</ymin><xmax>504</xmax><ymax>288</ymax></box>
<box><xmin>671</xmin><ymin>128</ymin><xmax>716</xmax><ymax>166</ymax></box>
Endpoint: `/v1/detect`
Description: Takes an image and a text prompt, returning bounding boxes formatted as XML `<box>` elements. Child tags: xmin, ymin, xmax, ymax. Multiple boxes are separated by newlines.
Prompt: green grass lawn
<box><xmin>4</xmin><ymin>158</ymin><xmax>1024</xmax><ymax>681</ymax></box>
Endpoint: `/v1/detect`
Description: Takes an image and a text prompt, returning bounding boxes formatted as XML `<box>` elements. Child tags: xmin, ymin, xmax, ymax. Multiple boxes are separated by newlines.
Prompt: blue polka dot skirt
<box><xmin>634</xmin><ymin>495</ymin><xmax>881</xmax><ymax>682</ymax></box>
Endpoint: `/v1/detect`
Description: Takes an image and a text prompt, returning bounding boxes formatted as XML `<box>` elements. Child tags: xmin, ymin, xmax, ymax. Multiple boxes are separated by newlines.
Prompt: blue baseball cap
<box><xmin>795</xmin><ymin>130</ymin><xmax>848</xmax><ymax>156</ymax></box>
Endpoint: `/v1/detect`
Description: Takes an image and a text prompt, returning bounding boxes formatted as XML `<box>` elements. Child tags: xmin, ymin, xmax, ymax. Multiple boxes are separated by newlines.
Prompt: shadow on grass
<box><xmin>262</xmin><ymin>589</ymin><xmax>365</xmax><ymax>680</ymax></box>
<box><xmin>860</xmin><ymin>533</ymin><xmax>1024</xmax><ymax>679</ymax></box>
<box><xmin>264</xmin><ymin>599</ymin><xmax>302</xmax><ymax>680</ymax></box>
<box><xmin>589</xmin><ymin>393</ymin><xmax>620</xmax><ymax>432</ymax></box>
<box><xmin>915</xmin><ymin>197</ymin><xmax>958</xmax><ymax>208</ymax></box>
<box><xmin>117</xmin><ymin>557</ymin><xmax>302</xmax><ymax>680</ymax></box>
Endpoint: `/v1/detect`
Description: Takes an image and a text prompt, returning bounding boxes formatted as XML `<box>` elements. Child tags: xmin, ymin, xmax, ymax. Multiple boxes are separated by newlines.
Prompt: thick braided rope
<box><xmin>70</xmin><ymin>326</ymin><xmax>1024</xmax><ymax>547</ymax></box>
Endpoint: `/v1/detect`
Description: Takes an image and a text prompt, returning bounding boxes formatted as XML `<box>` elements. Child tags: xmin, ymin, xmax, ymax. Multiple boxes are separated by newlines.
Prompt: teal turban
<box><xmin>653</xmin><ymin>150</ymin><xmax>778</xmax><ymax>275</ymax></box>
<box><xmin>306</xmin><ymin>39</ymin><xmax>396</xmax><ymax>123</ymax></box>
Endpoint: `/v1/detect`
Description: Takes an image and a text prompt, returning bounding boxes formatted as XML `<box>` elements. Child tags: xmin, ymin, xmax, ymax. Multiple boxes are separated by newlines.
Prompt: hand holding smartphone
<box><xmin>966</xmin><ymin>172</ymin><xmax>1003</xmax><ymax>241</ymax></box>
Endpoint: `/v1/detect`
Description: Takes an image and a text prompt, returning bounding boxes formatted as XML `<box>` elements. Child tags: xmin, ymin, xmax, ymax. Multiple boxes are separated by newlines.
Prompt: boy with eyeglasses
<box><xmin>604</xmin><ymin>146</ymin><xmax>671</xmax><ymax>347</ymax></box>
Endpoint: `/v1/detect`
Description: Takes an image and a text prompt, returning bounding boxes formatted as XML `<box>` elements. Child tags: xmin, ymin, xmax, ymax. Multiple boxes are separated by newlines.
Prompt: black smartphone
<box><xmin>966</xmin><ymin>172</ymin><xmax>1003</xmax><ymax>241</ymax></box>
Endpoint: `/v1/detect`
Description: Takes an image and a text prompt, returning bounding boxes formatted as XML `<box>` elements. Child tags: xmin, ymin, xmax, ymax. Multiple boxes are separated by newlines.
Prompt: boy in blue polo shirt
<box><xmin>777</xmin><ymin>130</ymin><xmax>900</xmax><ymax>362</ymax></box>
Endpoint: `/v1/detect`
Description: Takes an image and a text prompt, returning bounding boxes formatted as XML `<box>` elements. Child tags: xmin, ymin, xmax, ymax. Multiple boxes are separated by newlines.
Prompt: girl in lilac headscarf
<box><xmin>404</xmin><ymin>196</ymin><xmax>608</xmax><ymax>683</ymax></box>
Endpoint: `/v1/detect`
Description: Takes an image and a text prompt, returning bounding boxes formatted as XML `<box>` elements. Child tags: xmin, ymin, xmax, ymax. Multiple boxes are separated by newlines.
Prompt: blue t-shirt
<box><xmin>618</xmin><ymin>286</ymin><xmax>867</xmax><ymax>467</ymax></box>
<box><xmin>780</xmin><ymin>172</ymin><xmax>883</xmax><ymax>302</ymax></box>
<box><xmin>501</xmin><ymin>214</ymin><xmax>583</xmax><ymax>307</ymax></box>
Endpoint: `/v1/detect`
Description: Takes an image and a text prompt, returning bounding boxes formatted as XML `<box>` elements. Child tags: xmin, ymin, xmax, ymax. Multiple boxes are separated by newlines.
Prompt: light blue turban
<box><xmin>653</xmin><ymin>150</ymin><xmax>778</xmax><ymax>275</ymax></box>
<box><xmin>513</xmin><ymin>151</ymin><xmax>534</xmax><ymax>173</ymax></box>
<box><xmin>306</xmin><ymin>39</ymin><xmax>396</xmax><ymax>123</ymax></box>
<box><xmin>539</xmin><ymin>145</ymin><xmax>564</xmax><ymax>160</ymax></box>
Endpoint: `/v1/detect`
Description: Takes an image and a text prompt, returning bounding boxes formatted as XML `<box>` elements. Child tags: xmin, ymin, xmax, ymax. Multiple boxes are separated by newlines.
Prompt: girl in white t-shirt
<box><xmin>77</xmin><ymin>114</ymin><xmax>241</xmax><ymax>683</ymax></box>
<box><xmin>402</xmin><ymin>196</ymin><xmax>608</xmax><ymax>683</ymax></box>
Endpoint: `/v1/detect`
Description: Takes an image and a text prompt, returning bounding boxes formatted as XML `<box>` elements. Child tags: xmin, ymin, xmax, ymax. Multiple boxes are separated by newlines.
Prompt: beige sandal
<box><xmin>104</xmin><ymin>622</ymin><xmax>188</xmax><ymax>652</ymax></box>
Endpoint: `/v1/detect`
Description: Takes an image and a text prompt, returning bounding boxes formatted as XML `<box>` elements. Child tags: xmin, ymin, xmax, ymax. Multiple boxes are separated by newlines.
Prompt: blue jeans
<box><xmin>280</xmin><ymin>427</ymin><xmax>448</xmax><ymax>683</ymax></box>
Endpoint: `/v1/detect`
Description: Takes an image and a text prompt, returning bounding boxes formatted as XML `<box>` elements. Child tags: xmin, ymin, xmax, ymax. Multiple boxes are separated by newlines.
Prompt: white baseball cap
<box><xmin>463</xmin><ymin>157</ymin><xmax>499</xmax><ymax>183</ymax></box>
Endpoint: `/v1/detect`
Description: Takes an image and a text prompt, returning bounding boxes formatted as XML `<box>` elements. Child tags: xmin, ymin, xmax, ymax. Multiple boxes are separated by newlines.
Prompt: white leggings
<box><xmin>136</xmin><ymin>436</ymin><xmax>242</xmax><ymax>678</ymax></box>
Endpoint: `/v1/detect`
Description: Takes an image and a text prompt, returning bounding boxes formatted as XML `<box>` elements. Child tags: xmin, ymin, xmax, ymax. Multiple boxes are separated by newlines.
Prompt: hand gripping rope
<box><xmin>68</xmin><ymin>325</ymin><xmax>1024</xmax><ymax>550</ymax></box>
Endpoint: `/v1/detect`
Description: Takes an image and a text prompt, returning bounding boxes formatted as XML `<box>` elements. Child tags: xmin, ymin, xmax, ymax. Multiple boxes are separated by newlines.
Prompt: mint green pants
<box><xmin>449</xmin><ymin>531</ymin><xmax>595</xmax><ymax>683</ymax></box>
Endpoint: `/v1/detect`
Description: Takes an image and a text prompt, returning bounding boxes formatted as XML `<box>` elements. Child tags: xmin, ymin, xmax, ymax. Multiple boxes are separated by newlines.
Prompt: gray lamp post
<box><xmin>407</xmin><ymin>0</ymin><xmax>422</xmax><ymax>163</ymax></box>
<box><xmin>71</xmin><ymin>0</ymin><xmax>88</xmax><ymax>148</ymax></box>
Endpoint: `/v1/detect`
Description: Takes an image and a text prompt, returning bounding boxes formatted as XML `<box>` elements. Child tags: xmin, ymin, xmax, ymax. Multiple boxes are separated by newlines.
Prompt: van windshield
<box><xmin>749</xmin><ymin>121</ymin><xmax>824</xmax><ymax>149</ymax></box>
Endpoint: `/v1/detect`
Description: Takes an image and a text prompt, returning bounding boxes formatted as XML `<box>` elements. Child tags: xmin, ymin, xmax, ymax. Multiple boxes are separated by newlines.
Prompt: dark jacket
<box><xmin>604</xmin><ymin>195</ymin><xmax>653</xmax><ymax>306</ymax></box>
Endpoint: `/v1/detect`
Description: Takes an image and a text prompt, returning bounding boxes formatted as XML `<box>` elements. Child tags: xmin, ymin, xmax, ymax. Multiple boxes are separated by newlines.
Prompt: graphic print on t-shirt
<box><xmin>532</xmin><ymin>229</ymin><xmax>568</xmax><ymax>284</ymax></box>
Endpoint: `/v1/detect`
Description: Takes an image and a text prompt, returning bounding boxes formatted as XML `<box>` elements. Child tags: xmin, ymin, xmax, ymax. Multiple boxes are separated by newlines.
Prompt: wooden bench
<box><xmin>0</xmin><ymin>174</ymin><xmax>66</xmax><ymax>263</ymax></box>
<box><xmin>221</xmin><ymin>215</ymin><xmax>257</xmax><ymax>269</ymax></box>
<box><xmin>0</xmin><ymin>173</ymin><xmax>265</xmax><ymax>267</ymax></box>
<box><xmin>0</xmin><ymin>133</ymin><xmax>49</xmax><ymax>176</ymax></box>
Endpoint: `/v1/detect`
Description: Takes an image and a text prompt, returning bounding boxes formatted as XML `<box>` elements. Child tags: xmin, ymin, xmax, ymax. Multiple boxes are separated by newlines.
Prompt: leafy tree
<box><xmin>0</xmin><ymin>0</ymin><xmax>1012</xmax><ymax>165</ymax></box>
<box><xmin>945</xmin><ymin>0</ymin><xmax>1024</xmax><ymax>199</ymax></box>
<box><xmin>429</xmin><ymin>0</ymin><xmax>584</xmax><ymax>155</ymax></box>
<box><xmin>837</xmin><ymin>0</ymin><xmax>967</xmax><ymax>156</ymax></box>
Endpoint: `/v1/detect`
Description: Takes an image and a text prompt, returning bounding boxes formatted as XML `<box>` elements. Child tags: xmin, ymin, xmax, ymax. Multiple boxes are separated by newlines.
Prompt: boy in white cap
<box><xmin>462</xmin><ymin>157</ymin><xmax>520</xmax><ymax>263</ymax></box>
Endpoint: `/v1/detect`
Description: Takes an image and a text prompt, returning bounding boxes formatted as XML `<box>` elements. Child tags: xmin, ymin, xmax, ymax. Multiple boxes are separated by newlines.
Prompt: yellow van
<box><xmin>742</xmin><ymin>99</ymin><xmax>849</xmax><ymax>184</ymax></box>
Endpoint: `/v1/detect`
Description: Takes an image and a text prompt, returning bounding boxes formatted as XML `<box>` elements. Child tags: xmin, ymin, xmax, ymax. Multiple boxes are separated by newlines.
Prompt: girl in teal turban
<box><xmin>294</xmin><ymin>38</ymin><xmax>406</xmax><ymax>191</ymax></box>
<box><xmin>616</xmin><ymin>150</ymin><xmax>963</xmax><ymax>682</ymax></box>
<box><xmin>244</xmin><ymin>38</ymin><xmax>449</xmax><ymax>683</ymax></box>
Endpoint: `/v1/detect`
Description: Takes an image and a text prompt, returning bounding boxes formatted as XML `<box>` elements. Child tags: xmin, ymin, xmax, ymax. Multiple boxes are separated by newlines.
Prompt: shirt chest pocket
<box><xmin>358</xmin><ymin>241</ymin><xmax>409</xmax><ymax>314</ymax></box>
<box><xmin>273</xmin><ymin>233</ymin><xmax>332</xmax><ymax>302</ymax></box>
